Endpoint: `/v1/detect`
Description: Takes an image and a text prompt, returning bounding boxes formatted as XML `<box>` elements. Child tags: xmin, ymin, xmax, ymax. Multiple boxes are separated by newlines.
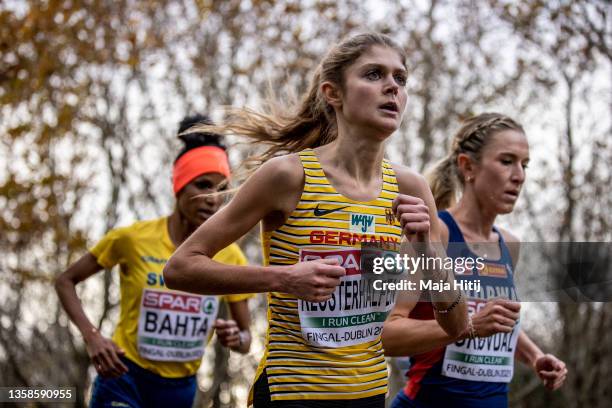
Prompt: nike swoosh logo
<box><xmin>314</xmin><ymin>204</ymin><xmax>349</xmax><ymax>217</ymax></box>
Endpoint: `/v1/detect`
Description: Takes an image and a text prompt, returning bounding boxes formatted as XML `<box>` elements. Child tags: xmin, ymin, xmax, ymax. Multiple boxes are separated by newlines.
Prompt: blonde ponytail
<box><xmin>426</xmin><ymin>155</ymin><xmax>458</xmax><ymax>210</ymax></box>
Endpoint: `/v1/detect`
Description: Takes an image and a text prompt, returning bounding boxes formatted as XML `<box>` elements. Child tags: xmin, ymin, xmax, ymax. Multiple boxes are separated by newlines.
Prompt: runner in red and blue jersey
<box><xmin>383</xmin><ymin>113</ymin><xmax>568</xmax><ymax>407</ymax></box>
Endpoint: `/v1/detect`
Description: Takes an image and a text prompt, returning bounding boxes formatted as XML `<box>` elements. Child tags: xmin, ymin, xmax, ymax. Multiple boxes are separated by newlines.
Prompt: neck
<box><xmin>319</xmin><ymin>121</ymin><xmax>387</xmax><ymax>182</ymax></box>
<box><xmin>449</xmin><ymin>192</ymin><xmax>498</xmax><ymax>241</ymax></box>
<box><xmin>167</xmin><ymin>209</ymin><xmax>197</xmax><ymax>247</ymax></box>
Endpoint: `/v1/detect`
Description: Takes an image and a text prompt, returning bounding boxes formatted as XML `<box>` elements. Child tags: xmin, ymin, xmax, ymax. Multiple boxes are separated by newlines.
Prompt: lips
<box><xmin>503</xmin><ymin>190</ymin><xmax>520</xmax><ymax>200</ymax></box>
<box><xmin>379</xmin><ymin>101</ymin><xmax>399</xmax><ymax>113</ymax></box>
<box><xmin>197</xmin><ymin>208</ymin><xmax>214</xmax><ymax>217</ymax></box>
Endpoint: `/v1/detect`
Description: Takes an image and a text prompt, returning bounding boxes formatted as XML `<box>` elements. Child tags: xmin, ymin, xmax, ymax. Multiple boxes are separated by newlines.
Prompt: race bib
<box><xmin>441</xmin><ymin>299</ymin><xmax>520</xmax><ymax>383</ymax></box>
<box><xmin>137</xmin><ymin>289</ymin><xmax>219</xmax><ymax>362</ymax></box>
<box><xmin>297</xmin><ymin>248</ymin><xmax>397</xmax><ymax>348</ymax></box>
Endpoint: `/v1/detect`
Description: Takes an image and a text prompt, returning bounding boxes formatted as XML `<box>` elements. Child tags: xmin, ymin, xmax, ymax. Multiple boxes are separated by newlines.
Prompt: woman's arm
<box><xmin>516</xmin><ymin>330</ymin><xmax>568</xmax><ymax>390</ymax></box>
<box><xmin>516</xmin><ymin>330</ymin><xmax>545</xmax><ymax>366</ymax></box>
<box><xmin>383</xmin><ymin>307</ymin><xmax>462</xmax><ymax>356</ymax></box>
<box><xmin>214</xmin><ymin>299</ymin><xmax>252</xmax><ymax>354</ymax></box>
<box><xmin>383</xmin><ymin>297</ymin><xmax>521</xmax><ymax>356</ymax></box>
<box><xmin>391</xmin><ymin>166</ymin><xmax>468</xmax><ymax>339</ymax></box>
<box><xmin>55</xmin><ymin>253</ymin><xmax>128</xmax><ymax>377</ymax></box>
<box><xmin>163</xmin><ymin>155</ymin><xmax>345</xmax><ymax>302</ymax></box>
<box><xmin>498</xmin><ymin>227</ymin><xmax>567</xmax><ymax>390</ymax></box>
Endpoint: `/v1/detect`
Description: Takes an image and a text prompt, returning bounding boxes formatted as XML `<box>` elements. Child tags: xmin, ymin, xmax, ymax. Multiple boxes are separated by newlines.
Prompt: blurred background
<box><xmin>1</xmin><ymin>0</ymin><xmax>610</xmax><ymax>406</ymax></box>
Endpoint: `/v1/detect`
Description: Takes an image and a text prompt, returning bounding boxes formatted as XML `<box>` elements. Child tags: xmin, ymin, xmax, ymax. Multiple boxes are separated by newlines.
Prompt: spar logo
<box><xmin>350</xmin><ymin>213</ymin><xmax>375</xmax><ymax>233</ymax></box>
<box><xmin>300</xmin><ymin>248</ymin><xmax>362</xmax><ymax>275</ymax></box>
<box><xmin>142</xmin><ymin>290</ymin><xmax>202</xmax><ymax>313</ymax></box>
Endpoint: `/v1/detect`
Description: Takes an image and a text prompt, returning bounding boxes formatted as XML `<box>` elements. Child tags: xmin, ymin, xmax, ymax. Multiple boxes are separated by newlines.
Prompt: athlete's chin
<box><xmin>366</xmin><ymin>120</ymin><xmax>401</xmax><ymax>138</ymax></box>
<box><xmin>496</xmin><ymin>203</ymin><xmax>516</xmax><ymax>215</ymax></box>
<box><xmin>193</xmin><ymin>213</ymin><xmax>210</xmax><ymax>225</ymax></box>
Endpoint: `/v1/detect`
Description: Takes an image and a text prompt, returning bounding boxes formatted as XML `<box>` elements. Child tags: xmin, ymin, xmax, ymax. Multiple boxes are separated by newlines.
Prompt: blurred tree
<box><xmin>1</xmin><ymin>1</ymin><xmax>177</xmax><ymax>406</ymax></box>
<box><xmin>490</xmin><ymin>1</ymin><xmax>612</xmax><ymax>407</ymax></box>
<box><xmin>1</xmin><ymin>0</ymin><xmax>609</xmax><ymax>407</ymax></box>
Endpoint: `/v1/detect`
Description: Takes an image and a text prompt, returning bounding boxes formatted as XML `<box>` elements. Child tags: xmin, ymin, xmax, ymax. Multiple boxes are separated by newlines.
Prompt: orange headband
<box><xmin>172</xmin><ymin>146</ymin><xmax>230</xmax><ymax>194</ymax></box>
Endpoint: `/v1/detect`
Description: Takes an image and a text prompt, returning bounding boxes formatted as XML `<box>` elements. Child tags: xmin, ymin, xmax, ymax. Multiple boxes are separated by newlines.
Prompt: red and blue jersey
<box><xmin>398</xmin><ymin>211</ymin><xmax>519</xmax><ymax>407</ymax></box>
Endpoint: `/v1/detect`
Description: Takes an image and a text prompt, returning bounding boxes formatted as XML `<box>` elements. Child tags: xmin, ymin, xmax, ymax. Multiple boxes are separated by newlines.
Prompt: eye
<box><xmin>394</xmin><ymin>74</ymin><xmax>407</xmax><ymax>86</ymax></box>
<box><xmin>500</xmin><ymin>159</ymin><xmax>512</xmax><ymax>165</ymax></box>
<box><xmin>365</xmin><ymin>70</ymin><xmax>382</xmax><ymax>81</ymax></box>
<box><xmin>194</xmin><ymin>180</ymin><xmax>213</xmax><ymax>190</ymax></box>
<box><xmin>522</xmin><ymin>163</ymin><xmax>529</xmax><ymax>170</ymax></box>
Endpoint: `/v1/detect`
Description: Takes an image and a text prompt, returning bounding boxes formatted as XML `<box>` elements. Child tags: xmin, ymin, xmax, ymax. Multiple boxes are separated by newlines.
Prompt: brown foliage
<box><xmin>0</xmin><ymin>1</ymin><xmax>609</xmax><ymax>407</ymax></box>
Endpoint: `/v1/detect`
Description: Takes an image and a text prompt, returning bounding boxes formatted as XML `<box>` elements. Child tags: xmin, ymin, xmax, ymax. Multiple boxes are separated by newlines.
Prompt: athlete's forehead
<box><xmin>485</xmin><ymin>130</ymin><xmax>530</xmax><ymax>160</ymax></box>
<box><xmin>349</xmin><ymin>45</ymin><xmax>407</xmax><ymax>74</ymax></box>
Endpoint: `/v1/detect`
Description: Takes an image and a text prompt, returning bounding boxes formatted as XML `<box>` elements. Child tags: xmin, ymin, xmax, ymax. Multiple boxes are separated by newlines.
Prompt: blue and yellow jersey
<box><xmin>90</xmin><ymin>217</ymin><xmax>251</xmax><ymax>378</ymax></box>
<box><xmin>252</xmin><ymin>149</ymin><xmax>403</xmax><ymax>402</ymax></box>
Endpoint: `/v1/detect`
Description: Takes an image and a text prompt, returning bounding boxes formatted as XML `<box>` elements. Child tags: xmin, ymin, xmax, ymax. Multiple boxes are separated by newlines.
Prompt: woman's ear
<box><xmin>457</xmin><ymin>153</ymin><xmax>475</xmax><ymax>183</ymax></box>
<box><xmin>320</xmin><ymin>81</ymin><xmax>342</xmax><ymax>109</ymax></box>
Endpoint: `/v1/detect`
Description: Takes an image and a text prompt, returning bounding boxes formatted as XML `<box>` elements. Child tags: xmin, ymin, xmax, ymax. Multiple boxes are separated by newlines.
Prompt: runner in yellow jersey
<box><xmin>55</xmin><ymin>115</ymin><xmax>252</xmax><ymax>408</ymax></box>
<box><xmin>164</xmin><ymin>33</ymin><xmax>467</xmax><ymax>407</ymax></box>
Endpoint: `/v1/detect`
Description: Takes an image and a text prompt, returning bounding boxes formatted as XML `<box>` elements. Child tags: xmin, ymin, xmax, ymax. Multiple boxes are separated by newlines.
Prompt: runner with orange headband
<box><xmin>55</xmin><ymin>115</ymin><xmax>253</xmax><ymax>408</ymax></box>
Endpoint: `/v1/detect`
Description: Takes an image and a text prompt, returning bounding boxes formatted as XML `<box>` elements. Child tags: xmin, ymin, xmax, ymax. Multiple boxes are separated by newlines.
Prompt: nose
<box><xmin>383</xmin><ymin>75</ymin><xmax>399</xmax><ymax>96</ymax></box>
<box><xmin>511</xmin><ymin>164</ymin><xmax>526</xmax><ymax>185</ymax></box>
<box><xmin>203</xmin><ymin>191</ymin><xmax>221</xmax><ymax>206</ymax></box>
<box><xmin>204</xmin><ymin>193</ymin><xmax>215</xmax><ymax>204</ymax></box>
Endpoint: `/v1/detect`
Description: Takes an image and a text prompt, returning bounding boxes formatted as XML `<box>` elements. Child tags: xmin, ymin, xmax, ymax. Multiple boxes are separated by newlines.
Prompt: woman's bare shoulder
<box><xmin>250</xmin><ymin>153</ymin><xmax>304</xmax><ymax>191</ymax></box>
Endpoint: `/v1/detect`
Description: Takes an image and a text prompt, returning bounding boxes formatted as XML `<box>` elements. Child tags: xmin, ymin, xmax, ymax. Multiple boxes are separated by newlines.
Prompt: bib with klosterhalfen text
<box><xmin>137</xmin><ymin>289</ymin><xmax>218</xmax><ymax>362</ymax></box>
<box><xmin>441</xmin><ymin>298</ymin><xmax>520</xmax><ymax>383</ymax></box>
<box><xmin>297</xmin><ymin>248</ymin><xmax>397</xmax><ymax>348</ymax></box>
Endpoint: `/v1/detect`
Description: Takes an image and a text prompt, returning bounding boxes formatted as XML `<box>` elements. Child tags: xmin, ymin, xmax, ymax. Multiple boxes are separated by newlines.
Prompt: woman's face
<box><xmin>470</xmin><ymin>130</ymin><xmax>530</xmax><ymax>215</ymax></box>
<box><xmin>337</xmin><ymin>45</ymin><xmax>408</xmax><ymax>137</ymax></box>
<box><xmin>176</xmin><ymin>173</ymin><xmax>228</xmax><ymax>227</ymax></box>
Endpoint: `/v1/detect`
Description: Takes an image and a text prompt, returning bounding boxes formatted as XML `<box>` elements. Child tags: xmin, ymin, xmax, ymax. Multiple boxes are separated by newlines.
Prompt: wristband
<box><xmin>432</xmin><ymin>291</ymin><xmax>462</xmax><ymax>314</ymax></box>
<box><xmin>467</xmin><ymin>315</ymin><xmax>477</xmax><ymax>339</ymax></box>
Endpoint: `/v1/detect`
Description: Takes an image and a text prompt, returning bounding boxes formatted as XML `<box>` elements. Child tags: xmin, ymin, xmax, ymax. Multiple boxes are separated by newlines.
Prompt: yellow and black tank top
<box><xmin>252</xmin><ymin>149</ymin><xmax>404</xmax><ymax>402</ymax></box>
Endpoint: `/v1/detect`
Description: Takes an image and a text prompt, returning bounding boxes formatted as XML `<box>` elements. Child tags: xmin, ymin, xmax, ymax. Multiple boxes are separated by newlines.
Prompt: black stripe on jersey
<box><xmin>267</xmin><ymin>376</ymin><xmax>387</xmax><ymax>387</ymax></box>
<box><xmin>269</xmin><ymin>254</ymin><xmax>296</xmax><ymax>262</ymax></box>
<box><xmin>296</xmin><ymin>198</ymin><xmax>393</xmax><ymax>209</ymax></box>
<box><xmin>273</xmin><ymin>228</ymin><xmax>311</xmax><ymax>238</ymax></box>
<box><xmin>269</xmin><ymin>245</ymin><xmax>298</xmax><ymax>257</ymax></box>
<box><xmin>269</xmin><ymin>235</ymin><xmax>306</xmax><ymax>247</ymax></box>
<box><xmin>268</xmin><ymin>303</ymin><xmax>297</xmax><ymax>311</ymax></box>
<box><xmin>268</xmin><ymin>297</ymin><xmax>297</xmax><ymax>306</ymax></box>
<box><xmin>269</xmin><ymin>322</ymin><xmax>302</xmax><ymax>335</ymax></box>
<box><xmin>268</xmin><ymin>383</ymin><xmax>386</xmax><ymax>395</ymax></box>
<box><xmin>265</xmin><ymin>371</ymin><xmax>387</xmax><ymax>381</ymax></box>
<box><xmin>268</xmin><ymin>302</ymin><xmax>297</xmax><ymax>310</ymax></box>
<box><xmin>270</xmin><ymin>310</ymin><xmax>299</xmax><ymax>319</ymax></box>
<box><xmin>265</xmin><ymin>339</ymin><xmax>306</xmax><ymax>347</ymax></box>
<box><xmin>266</xmin><ymin>353</ymin><xmax>385</xmax><ymax>365</ymax></box>
<box><xmin>269</xmin><ymin>331</ymin><xmax>307</xmax><ymax>342</ymax></box>
<box><xmin>269</xmin><ymin>316</ymin><xmax>301</xmax><ymax>326</ymax></box>
<box><xmin>285</xmin><ymin>215</ymin><xmax>392</xmax><ymax>223</ymax></box>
